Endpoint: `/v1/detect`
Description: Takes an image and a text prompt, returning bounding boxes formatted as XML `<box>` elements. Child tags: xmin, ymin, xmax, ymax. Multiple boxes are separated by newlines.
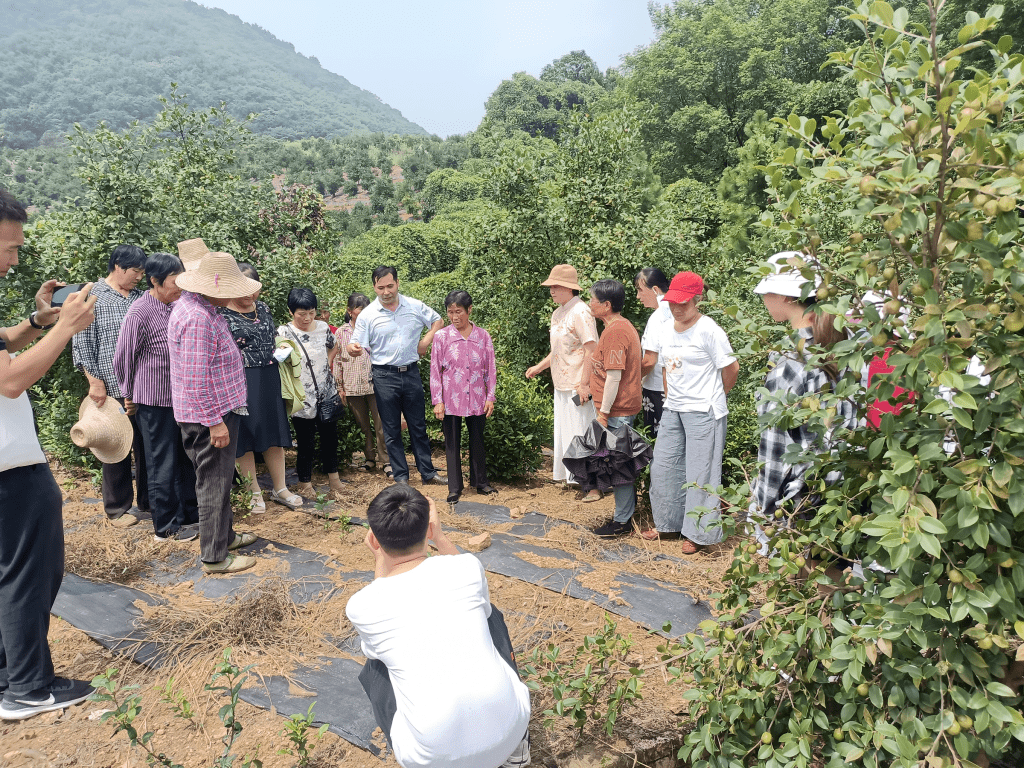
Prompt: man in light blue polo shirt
<box><xmin>348</xmin><ymin>265</ymin><xmax>446</xmax><ymax>485</ymax></box>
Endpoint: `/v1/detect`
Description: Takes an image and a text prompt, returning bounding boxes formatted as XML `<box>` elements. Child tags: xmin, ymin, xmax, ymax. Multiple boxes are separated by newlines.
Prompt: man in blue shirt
<box><xmin>348</xmin><ymin>266</ymin><xmax>446</xmax><ymax>486</ymax></box>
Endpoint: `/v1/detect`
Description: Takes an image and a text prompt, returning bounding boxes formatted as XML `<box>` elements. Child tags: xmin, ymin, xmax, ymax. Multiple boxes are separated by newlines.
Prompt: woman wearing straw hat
<box><xmin>525</xmin><ymin>264</ymin><xmax>599</xmax><ymax>497</ymax></box>
<box><xmin>168</xmin><ymin>251</ymin><xmax>262</xmax><ymax>575</ymax></box>
<box><xmin>113</xmin><ymin>252</ymin><xmax>199</xmax><ymax>543</ymax></box>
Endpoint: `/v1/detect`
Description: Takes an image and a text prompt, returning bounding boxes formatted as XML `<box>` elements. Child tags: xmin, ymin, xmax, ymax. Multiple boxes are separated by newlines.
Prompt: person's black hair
<box><xmin>287</xmin><ymin>287</ymin><xmax>318</xmax><ymax>312</ymax></box>
<box><xmin>635</xmin><ymin>267</ymin><xmax>670</xmax><ymax>293</ymax></box>
<box><xmin>107</xmin><ymin>244</ymin><xmax>146</xmax><ymax>274</ymax></box>
<box><xmin>366</xmin><ymin>484</ymin><xmax>430</xmax><ymax>553</ymax></box>
<box><xmin>0</xmin><ymin>188</ymin><xmax>27</xmax><ymax>225</ymax></box>
<box><xmin>590</xmin><ymin>279</ymin><xmax>625</xmax><ymax>313</ymax></box>
<box><xmin>145</xmin><ymin>253</ymin><xmax>184</xmax><ymax>289</ymax></box>
<box><xmin>344</xmin><ymin>292</ymin><xmax>371</xmax><ymax>323</ymax></box>
<box><xmin>444</xmin><ymin>290</ymin><xmax>472</xmax><ymax>310</ymax></box>
<box><xmin>237</xmin><ymin>261</ymin><xmax>259</xmax><ymax>282</ymax></box>
<box><xmin>372</xmin><ymin>265</ymin><xmax>399</xmax><ymax>285</ymax></box>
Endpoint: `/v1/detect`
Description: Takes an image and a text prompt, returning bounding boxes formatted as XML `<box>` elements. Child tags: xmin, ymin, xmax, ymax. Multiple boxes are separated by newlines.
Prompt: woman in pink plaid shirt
<box><xmin>429</xmin><ymin>290</ymin><xmax>498</xmax><ymax>504</ymax></box>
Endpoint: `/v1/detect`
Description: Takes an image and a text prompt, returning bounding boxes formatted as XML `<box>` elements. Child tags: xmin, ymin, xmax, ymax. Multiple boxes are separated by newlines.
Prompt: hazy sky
<box><xmin>200</xmin><ymin>1</ymin><xmax>657</xmax><ymax>137</ymax></box>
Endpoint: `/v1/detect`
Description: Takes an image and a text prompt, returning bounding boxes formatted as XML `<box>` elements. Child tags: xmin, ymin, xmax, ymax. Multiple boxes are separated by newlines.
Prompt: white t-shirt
<box><xmin>0</xmin><ymin>345</ymin><xmax>46</xmax><ymax>472</ymax></box>
<box><xmin>346</xmin><ymin>554</ymin><xmax>531</xmax><ymax>768</ymax></box>
<box><xmin>640</xmin><ymin>296</ymin><xmax>673</xmax><ymax>391</ymax></box>
<box><xmin>654</xmin><ymin>315</ymin><xmax>735</xmax><ymax>418</ymax></box>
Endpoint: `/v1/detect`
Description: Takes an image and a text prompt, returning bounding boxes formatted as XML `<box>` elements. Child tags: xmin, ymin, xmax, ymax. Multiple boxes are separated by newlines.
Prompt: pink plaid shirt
<box><xmin>429</xmin><ymin>324</ymin><xmax>497</xmax><ymax>417</ymax></box>
<box><xmin>168</xmin><ymin>291</ymin><xmax>246</xmax><ymax>426</ymax></box>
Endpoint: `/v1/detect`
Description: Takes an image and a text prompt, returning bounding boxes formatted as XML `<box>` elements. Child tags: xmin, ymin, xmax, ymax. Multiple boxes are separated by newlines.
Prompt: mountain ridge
<box><xmin>0</xmin><ymin>0</ymin><xmax>427</xmax><ymax>148</ymax></box>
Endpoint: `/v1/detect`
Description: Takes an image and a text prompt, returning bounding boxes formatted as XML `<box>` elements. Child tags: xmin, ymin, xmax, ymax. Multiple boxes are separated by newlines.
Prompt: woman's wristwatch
<box><xmin>28</xmin><ymin>311</ymin><xmax>55</xmax><ymax>330</ymax></box>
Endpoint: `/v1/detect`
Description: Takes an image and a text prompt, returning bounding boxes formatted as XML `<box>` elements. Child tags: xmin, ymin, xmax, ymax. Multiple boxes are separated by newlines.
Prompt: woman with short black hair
<box><xmin>279</xmin><ymin>287</ymin><xmax>344</xmax><ymax>499</ymax></box>
<box><xmin>220</xmin><ymin>264</ymin><xmax>301</xmax><ymax>512</ymax></box>
<box><xmin>114</xmin><ymin>253</ymin><xmax>198</xmax><ymax>542</ymax></box>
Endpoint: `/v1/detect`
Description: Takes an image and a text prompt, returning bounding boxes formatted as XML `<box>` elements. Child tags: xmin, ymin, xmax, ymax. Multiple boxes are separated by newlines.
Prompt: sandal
<box><xmin>581</xmin><ymin>491</ymin><xmax>603</xmax><ymax>503</ymax></box>
<box><xmin>680</xmin><ymin>538</ymin><xmax>704</xmax><ymax>554</ymax></box>
<box><xmin>357</xmin><ymin>460</ymin><xmax>375</xmax><ymax>472</ymax></box>
<box><xmin>270</xmin><ymin>489</ymin><xmax>304</xmax><ymax>510</ymax></box>
<box><xmin>383</xmin><ymin>464</ymin><xmax>394</xmax><ymax>480</ymax></box>
<box><xmin>250</xmin><ymin>492</ymin><xmax>266</xmax><ymax>514</ymax></box>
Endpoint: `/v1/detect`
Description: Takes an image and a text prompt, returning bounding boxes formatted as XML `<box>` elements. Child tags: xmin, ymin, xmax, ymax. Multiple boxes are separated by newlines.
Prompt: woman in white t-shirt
<box><xmin>645</xmin><ymin>272</ymin><xmax>738</xmax><ymax>553</ymax></box>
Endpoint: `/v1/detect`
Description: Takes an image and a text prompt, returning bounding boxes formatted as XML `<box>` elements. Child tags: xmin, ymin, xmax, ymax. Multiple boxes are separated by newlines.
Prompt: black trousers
<box><xmin>135</xmin><ymin>404</ymin><xmax>198</xmax><ymax>537</ymax></box>
<box><xmin>641</xmin><ymin>387</ymin><xmax>664</xmax><ymax>437</ymax></box>
<box><xmin>102</xmin><ymin>396</ymin><xmax>149</xmax><ymax>518</ymax></box>
<box><xmin>0</xmin><ymin>464</ymin><xmax>64</xmax><ymax>694</ymax></box>
<box><xmin>180</xmin><ymin>413</ymin><xmax>239</xmax><ymax>564</ymax></box>
<box><xmin>442</xmin><ymin>414</ymin><xmax>488</xmax><ymax>495</ymax></box>
<box><xmin>292</xmin><ymin>413</ymin><xmax>338</xmax><ymax>482</ymax></box>
<box><xmin>357</xmin><ymin>605</ymin><xmax>517</xmax><ymax>748</ymax></box>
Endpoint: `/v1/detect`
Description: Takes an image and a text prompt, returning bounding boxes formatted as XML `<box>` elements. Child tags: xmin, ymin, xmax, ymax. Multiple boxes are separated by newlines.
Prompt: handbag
<box><xmin>286</xmin><ymin>326</ymin><xmax>344</xmax><ymax>422</ymax></box>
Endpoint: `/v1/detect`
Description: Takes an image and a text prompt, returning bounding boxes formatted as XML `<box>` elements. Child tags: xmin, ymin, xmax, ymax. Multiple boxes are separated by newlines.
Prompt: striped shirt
<box><xmin>352</xmin><ymin>295</ymin><xmax>440</xmax><ymax>367</ymax></box>
<box><xmin>113</xmin><ymin>292</ymin><xmax>175</xmax><ymax>407</ymax></box>
<box><xmin>168</xmin><ymin>291</ymin><xmax>246</xmax><ymax>427</ymax></box>
<box><xmin>72</xmin><ymin>278</ymin><xmax>144</xmax><ymax>398</ymax></box>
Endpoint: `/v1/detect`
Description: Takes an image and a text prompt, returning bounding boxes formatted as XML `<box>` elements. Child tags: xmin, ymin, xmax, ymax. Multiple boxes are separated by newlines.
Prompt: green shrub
<box><xmin>483</xmin><ymin>367</ymin><xmax>552</xmax><ymax>482</ymax></box>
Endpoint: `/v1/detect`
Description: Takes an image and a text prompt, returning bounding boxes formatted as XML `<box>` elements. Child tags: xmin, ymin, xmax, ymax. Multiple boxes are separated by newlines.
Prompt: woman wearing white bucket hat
<box><xmin>748</xmin><ymin>251</ymin><xmax>855</xmax><ymax>535</ymax></box>
<box><xmin>168</xmin><ymin>250</ymin><xmax>263</xmax><ymax>574</ymax></box>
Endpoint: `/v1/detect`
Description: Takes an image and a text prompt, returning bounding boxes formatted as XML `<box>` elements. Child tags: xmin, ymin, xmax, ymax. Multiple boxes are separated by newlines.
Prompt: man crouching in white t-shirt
<box><xmin>346</xmin><ymin>484</ymin><xmax>531</xmax><ymax>768</ymax></box>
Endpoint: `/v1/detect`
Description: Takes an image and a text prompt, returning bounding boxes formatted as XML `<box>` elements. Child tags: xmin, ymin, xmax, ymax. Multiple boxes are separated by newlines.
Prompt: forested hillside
<box><xmin>0</xmin><ymin>0</ymin><xmax>426</xmax><ymax>149</ymax></box>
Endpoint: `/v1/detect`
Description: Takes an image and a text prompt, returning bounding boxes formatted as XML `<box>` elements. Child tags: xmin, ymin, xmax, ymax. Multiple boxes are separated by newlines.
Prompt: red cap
<box><xmin>664</xmin><ymin>272</ymin><xmax>704</xmax><ymax>304</ymax></box>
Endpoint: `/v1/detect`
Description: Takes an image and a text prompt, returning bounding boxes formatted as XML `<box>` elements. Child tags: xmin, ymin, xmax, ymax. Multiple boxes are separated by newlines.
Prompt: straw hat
<box><xmin>70</xmin><ymin>397</ymin><xmax>134</xmax><ymax>464</ymax></box>
<box><xmin>753</xmin><ymin>251</ymin><xmax>821</xmax><ymax>298</ymax></box>
<box><xmin>540</xmin><ymin>264</ymin><xmax>582</xmax><ymax>291</ymax></box>
<box><xmin>177</xmin><ymin>238</ymin><xmax>209</xmax><ymax>272</ymax></box>
<box><xmin>174</xmin><ymin>251</ymin><xmax>262</xmax><ymax>299</ymax></box>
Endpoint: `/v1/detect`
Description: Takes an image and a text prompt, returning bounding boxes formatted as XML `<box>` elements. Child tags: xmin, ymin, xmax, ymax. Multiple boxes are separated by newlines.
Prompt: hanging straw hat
<box><xmin>540</xmin><ymin>264</ymin><xmax>582</xmax><ymax>291</ymax></box>
<box><xmin>70</xmin><ymin>397</ymin><xmax>134</xmax><ymax>464</ymax></box>
<box><xmin>174</xmin><ymin>251</ymin><xmax>262</xmax><ymax>299</ymax></box>
<box><xmin>177</xmin><ymin>238</ymin><xmax>209</xmax><ymax>272</ymax></box>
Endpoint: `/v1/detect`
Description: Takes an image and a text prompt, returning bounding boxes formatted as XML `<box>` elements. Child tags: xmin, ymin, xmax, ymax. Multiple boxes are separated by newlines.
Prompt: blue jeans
<box><xmin>371</xmin><ymin>365</ymin><xmax>437</xmax><ymax>482</ymax></box>
<box><xmin>607</xmin><ymin>415</ymin><xmax>637</xmax><ymax>524</ymax></box>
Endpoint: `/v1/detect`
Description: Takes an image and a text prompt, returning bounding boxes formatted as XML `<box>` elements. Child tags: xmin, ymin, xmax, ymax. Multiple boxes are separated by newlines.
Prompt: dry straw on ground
<box><xmin>65</xmin><ymin>519</ymin><xmax>165</xmax><ymax>583</ymax></box>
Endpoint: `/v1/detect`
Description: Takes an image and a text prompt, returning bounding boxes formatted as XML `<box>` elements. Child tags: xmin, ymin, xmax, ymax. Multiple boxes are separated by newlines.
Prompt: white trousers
<box><xmin>553</xmin><ymin>388</ymin><xmax>596</xmax><ymax>483</ymax></box>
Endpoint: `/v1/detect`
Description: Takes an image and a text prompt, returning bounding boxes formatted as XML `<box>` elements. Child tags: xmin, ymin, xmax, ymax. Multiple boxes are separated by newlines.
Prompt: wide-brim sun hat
<box><xmin>664</xmin><ymin>271</ymin><xmax>705</xmax><ymax>304</ymax></box>
<box><xmin>174</xmin><ymin>251</ymin><xmax>262</xmax><ymax>299</ymax></box>
<box><xmin>177</xmin><ymin>238</ymin><xmax>209</xmax><ymax>272</ymax></box>
<box><xmin>70</xmin><ymin>397</ymin><xmax>134</xmax><ymax>464</ymax></box>
<box><xmin>540</xmin><ymin>264</ymin><xmax>582</xmax><ymax>291</ymax></box>
<box><xmin>753</xmin><ymin>251</ymin><xmax>822</xmax><ymax>298</ymax></box>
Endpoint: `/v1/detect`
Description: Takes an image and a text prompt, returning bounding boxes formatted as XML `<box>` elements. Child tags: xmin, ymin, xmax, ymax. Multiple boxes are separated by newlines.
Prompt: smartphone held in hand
<box><xmin>51</xmin><ymin>283</ymin><xmax>87</xmax><ymax>307</ymax></box>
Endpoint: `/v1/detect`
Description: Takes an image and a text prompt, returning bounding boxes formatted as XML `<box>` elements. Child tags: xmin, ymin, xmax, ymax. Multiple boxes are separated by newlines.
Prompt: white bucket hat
<box><xmin>753</xmin><ymin>251</ymin><xmax>821</xmax><ymax>298</ymax></box>
<box><xmin>70</xmin><ymin>397</ymin><xmax>134</xmax><ymax>464</ymax></box>
<box><xmin>174</xmin><ymin>251</ymin><xmax>262</xmax><ymax>299</ymax></box>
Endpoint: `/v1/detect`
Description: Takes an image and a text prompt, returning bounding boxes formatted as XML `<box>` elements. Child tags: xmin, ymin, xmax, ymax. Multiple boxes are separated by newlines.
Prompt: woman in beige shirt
<box><xmin>525</xmin><ymin>264</ymin><xmax>599</xmax><ymax>494</ymax></box>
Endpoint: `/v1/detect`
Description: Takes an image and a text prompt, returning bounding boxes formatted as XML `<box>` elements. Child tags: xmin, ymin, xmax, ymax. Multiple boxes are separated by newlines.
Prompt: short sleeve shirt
<box><xmin>589</xmin><ymin>318</ymin><xmax>643</xmax><ymax>417</ymax></box>
<box><xmin>0</xmin><ymin>338</ymin><xmax>46</xmax><ymax>471</ymax></box>
<box><xmin>655</xmin><ymin>315</ymin><xmax>735</xmax><ymax>418</ymax></box>
<box><xmin>278</xmin><ymin>321</ymin><xmax>337</xmax><ymax>420</ymax></box>
<box><xmin>549</xmin><ymin>296</ymin><xmax>599</xmax><ymax>391</ymax></box>
<box><xmin>640</xmin><ymin>296</ymin><xmax>673</xmax><ymax>390</ymax></box>
<box><xmin>351</xmin><ymin>295</ymin><xmax>440</xmax><ymax>367</ymax></box>
<box><xmin>220</xmin><ymin>302</ymin><xmax>278</xmax><ymax>368</ymax></box>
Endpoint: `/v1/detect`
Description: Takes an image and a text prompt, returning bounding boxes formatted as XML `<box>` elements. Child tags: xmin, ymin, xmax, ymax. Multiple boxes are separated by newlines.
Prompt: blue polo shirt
<box><xmin>352</xmin><ymin>295</ymin><xmax>440</xmax><ymax>367</ymax></box>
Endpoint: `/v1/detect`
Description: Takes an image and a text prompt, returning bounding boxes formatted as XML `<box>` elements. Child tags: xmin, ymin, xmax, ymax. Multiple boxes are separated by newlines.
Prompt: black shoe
<box><xmin>0</xmin><ymin>678</ymin><xmax>95</xmax><ymax>721</ymax></box>
<box><xmin>153</xmin><ymin>525</ymin><xmax>198</xmax><ymax>543</ymax></box>
<box><xmin>422</xmin><ymin>473</ymin><xmax>447</xmax><ymax>485</ymax></box>
<box><xmin>395</xmin><ymin>478</ymin><xmax>409</xmax><ymax>485</ymax></box>
<box><xmin>592</xmin><ymin>519</ymin><xmax>632</xmax><ymax>538</ymax></box>
<box><xmin>446</xmin><ymin>492</ymin><xmax>461</xmax><ymax>504</ymax></box>
<box><xmin>476</xmin><ymin>485</ymin><xmax>498</xmax><ymax>495</ymax></box>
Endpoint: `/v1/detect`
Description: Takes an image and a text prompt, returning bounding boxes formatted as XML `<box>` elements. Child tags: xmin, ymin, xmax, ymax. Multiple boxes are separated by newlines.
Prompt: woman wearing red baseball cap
<box><xmin>645</xmin><ymin>271</ymin><xmax>738</xmax><ymax>553</ymax></box>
